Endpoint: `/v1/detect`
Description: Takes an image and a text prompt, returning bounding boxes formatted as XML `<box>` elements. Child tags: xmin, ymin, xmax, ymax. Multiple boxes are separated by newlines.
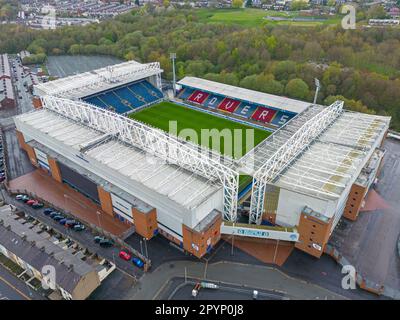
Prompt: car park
<box><xmin>119</xmin><ymin>251</ymin><xmax>131</xmax><ymax>261</ymax></box>
<box><xmin>132</xmin><ymin>257</ymin><xmax>144</xmax><ymax>268</ymax></box>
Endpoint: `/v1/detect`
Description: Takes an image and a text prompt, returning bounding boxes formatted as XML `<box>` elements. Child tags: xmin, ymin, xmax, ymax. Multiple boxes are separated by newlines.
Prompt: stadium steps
<box><xmin>127</xmin><ymin>86</ymin><xmax>147</xmax><ymax>103</ymax></box>
<box><xmin>140</xmin><ymin>81</ymin><xmax>162</xmax><ymax>99</ymax></box>
<box><xmin>117</xmin><ymin>87</ymin><xmax>144</xmax><ymax>108</ymax></box>
<box><xmin>112</xmin><ymin>91</ymin><xmax>135</xmax><ymax>112</ymax></box>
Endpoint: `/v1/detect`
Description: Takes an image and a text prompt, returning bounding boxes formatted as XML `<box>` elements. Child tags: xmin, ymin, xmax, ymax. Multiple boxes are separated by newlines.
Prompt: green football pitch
<box><xmin>129</xmin><ymin>101</ymin><xmax>271</xmax><ymax>159</ymax></box>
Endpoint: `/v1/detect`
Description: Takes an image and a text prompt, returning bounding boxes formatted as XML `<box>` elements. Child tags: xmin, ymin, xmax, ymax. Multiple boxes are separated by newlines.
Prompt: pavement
<box><xmin>46</xmin><ymin>55</ymin><xmax>122</xmax><ymax>78</ymax></box>
<box><xmin>329</xmin><ymin>138</ymin><xmax>400</xmax><ymax>292</ymax></box>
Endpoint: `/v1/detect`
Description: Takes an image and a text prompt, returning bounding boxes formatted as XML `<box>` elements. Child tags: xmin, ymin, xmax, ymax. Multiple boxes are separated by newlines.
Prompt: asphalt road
<box><xmin>161</xmin><ymin>277</ymin><xmax>287</xmax><ymax>300</ymax></box>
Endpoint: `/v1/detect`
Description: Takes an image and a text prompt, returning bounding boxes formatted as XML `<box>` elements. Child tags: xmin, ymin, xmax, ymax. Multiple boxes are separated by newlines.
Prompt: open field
<box><xmin>196</xmin><ymin>8</ymin><xmax>342</xmax><ymax>27</ymax></box>
<box><xmin>129</xmin><ymin>101</ymin><xmax>271</xmax><ymax>159</ymax></box>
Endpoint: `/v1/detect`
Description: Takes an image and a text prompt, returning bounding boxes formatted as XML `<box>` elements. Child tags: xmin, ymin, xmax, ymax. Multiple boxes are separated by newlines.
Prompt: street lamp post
<box><xmin>313</xmin><ymin>78</ymin><xmax>321</xmax><ymax>104</ymax></box>
<box><xmin>96</xmin><ymin>211</ymin><xmax>102</xmax><ymax>230</ymax></box>
<box><xmin>170</xmin><ymin>52</ymin><xmax>176</xmax><ymax>97</ymax></box>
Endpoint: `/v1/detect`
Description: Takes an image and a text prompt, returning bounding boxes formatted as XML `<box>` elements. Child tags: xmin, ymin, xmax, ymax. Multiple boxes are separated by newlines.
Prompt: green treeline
<box><xmin>1</xmin><ymin>8</ymin><xmax>400</xmax><ymax>129</ymax></box>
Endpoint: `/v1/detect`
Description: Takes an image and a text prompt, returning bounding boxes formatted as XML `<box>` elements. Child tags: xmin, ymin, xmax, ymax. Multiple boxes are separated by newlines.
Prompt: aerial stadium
<box><xmin>14</xmin><ymin>59</ymin><xmax>391</xmax><ymax>259</ymax></box>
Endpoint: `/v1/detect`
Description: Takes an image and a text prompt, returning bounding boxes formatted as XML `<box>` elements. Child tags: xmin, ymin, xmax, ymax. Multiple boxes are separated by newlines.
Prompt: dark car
<box><xmin>32</xmin><ymin>202</ymin><xmax>44</xmax><ymax>209</ymax></box>
<box><xmin>52</xmin><ymin>215</ymin><xmax>64</xmax><ymax>221</ymax></box>
<box><xmin>43</xmin><ymin>208</ymin><xmax>53</xmax><ymax>215</ymax></box>
<box><xmin>49</xmin><ymin>212</ymin><xmax>59</xmax><ymax>218</ymax></box>
<box><xmin>99</xmin><ymin>239</ymin><xmax>114</xmax><ymax>248</ymax></box>
<box><xmin>59</xmin><ymin>218</ymin><xmax>68</xmax><ymax>225</ymax></box>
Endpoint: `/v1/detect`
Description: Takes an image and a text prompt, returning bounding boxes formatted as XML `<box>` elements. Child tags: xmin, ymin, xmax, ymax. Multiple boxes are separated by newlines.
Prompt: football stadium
<box><xmin>14</xmin><ymin>59</ymin><xmax>391</xmax><ymax>259</ymax></box>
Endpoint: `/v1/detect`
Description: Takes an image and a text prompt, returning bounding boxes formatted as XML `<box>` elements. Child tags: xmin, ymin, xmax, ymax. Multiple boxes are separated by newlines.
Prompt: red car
<box><xmin>26</xmin><ymin>199</ymin><xmax>36</xmax><ymax>206</ymax></box>
<box><xmin>119</xmin><ymin>251</ymin><xmax>131</xmax><ymax>261</ymax></box>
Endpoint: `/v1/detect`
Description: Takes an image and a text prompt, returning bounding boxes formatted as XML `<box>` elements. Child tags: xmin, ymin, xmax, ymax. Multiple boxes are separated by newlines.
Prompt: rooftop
<box><xmin>16</xmin><ymin>108</ymin><xmax>221</xmax><ymax>210</ymax></box>
<box><xmin>0</xmin><ymin>205</ymin><xmax>98</xmax><ymax>293</ymax></box>
<box><xmin>34</xmin><ymin>60</ymin><xmax>163</xmax><ymax>99</ymax></box>
<box><xmin>274</xmin><ymin>110</ymin><xmax>391</xmax><ymax>200</ymax></box>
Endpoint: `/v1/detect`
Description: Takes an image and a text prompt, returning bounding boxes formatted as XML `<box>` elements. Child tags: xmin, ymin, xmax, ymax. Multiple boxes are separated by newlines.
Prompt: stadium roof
<box><xmin>16</xmin><ymin>108</ymin><xmax>221</xmax><ymax>210</ymax></box>
<box><xmin>274</xmin><ymin>110</ymin><xmax>390</xmax><ymax>200</ymax></box>
<box><xmin>178</xmin><ymin>76</ymin><xmax>310</xmax><ymax>114</ymax></box>
<box><xmin>34</xmin><ymin>60</ymin><xmax>163</xmax><ymax>99</ymax></box>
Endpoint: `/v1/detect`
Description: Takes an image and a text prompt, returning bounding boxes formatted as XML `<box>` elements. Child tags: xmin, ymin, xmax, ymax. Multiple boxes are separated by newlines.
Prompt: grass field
<box><xmin>196</xmin><ymin>8</ymin><xmax>342</xmax><ymax>27</ymax></box>
<box><xmin>129</xmin><ymin>101</ymin><xmax>271</xmax><ymax>159</ymax></box>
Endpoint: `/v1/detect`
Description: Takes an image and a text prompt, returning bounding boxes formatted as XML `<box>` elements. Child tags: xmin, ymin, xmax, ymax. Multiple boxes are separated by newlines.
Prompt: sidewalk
<box><xmin>129</xmin><ymin>260</ymin><xmax>346</xmax><ymax>300</ymax></box>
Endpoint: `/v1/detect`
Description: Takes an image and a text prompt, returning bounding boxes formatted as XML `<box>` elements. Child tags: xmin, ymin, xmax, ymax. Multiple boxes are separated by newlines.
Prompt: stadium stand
<box><xmin>218</xmin><ymin>98</ymin><xmax>241</xmax><ymax>113</ymax></box>
<box><xmin>188</xmin><ymin>90</ymin><xmax>209</xmax><ymax>104</ymax></box>
<box><xmin>233</xmin><ymin>103</ymin><xmax>258</xmax><ymax>118</ymax></box>
<box><xmin>251</xmin><ymin>106</ymin><xmax>277</xmax><ymax>123</ymax></box>
<box><xmin>177</xmin><ymin>86</ymin><xmax>297</xmax><ymax>128</ymax></box>
<box><xmin>84</xmin><ymin>80</ymin><xmax>163</xmax><ymax>114</ymax></box>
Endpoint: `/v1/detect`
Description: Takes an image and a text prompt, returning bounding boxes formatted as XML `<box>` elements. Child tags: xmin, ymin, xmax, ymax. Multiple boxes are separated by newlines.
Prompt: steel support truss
<box><xmin>249</xmin><ymin>101</ymin><xmax>344</xmax><ymax>224</ymax></box>
<box><xmin>41</xmin><ymin>95</ymin><xmax>239</xmax><ymax>221</ymax></box>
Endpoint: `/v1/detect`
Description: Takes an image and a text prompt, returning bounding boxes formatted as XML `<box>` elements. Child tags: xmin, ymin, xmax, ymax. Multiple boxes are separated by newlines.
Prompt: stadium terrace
<box><xmin>14</xmin><ymin>59</ymin><xmax>390</xmax><ymax>259</ymax></box>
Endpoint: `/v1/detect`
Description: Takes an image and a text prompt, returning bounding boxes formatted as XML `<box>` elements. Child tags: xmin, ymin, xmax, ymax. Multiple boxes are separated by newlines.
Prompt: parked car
<box><xmin>15</xmin><ymin>194</ymin><xmax>26</xmax><ymax>201</ymax></box>
<box><xmin>119</xmin><ymin>251</ymin><xmax>131</xmax><ymax>261</ymax></box>
<box><xmin>43</xmin><ymin>208</ymin><xmax>53</xmax><ymax>215</ymax></box>
<box><xmin>0</xmin><ymin>176</ymin><xmax>5</xmax><ymax>182</ymax></box>
<box><xmin>65</xmin><ymin>220</ymin><xmax>78</xmax><ymax>228</ymax></box>
<box><xmin>52</xmin><ymin>215</ymin><xmax>64</xmax><ymax>221</ymax></box>
<box><xmin>26</xmin><ymin>199</ymin><xmax>36</xmax><ymax>206</ymax></box>
<box><xmin>94</xmin><ymin>236</ymin><xmax>104</xmax><ymax>243</ymax></box>
<box><xmin>132</xmin><ymin>257</ymin><xmax>144</xmax><ymax>268</ymax></box>
<box><xmin>31</xmin><ymin>202</ymin><xmax>44</xmax><ymax>209</ymax></box>
<box><xmin>59</xmin><ymin>218</ymin><xmax>68</xmax><ymax>225</ymax></box>
<box><xmin>73</xmin><ymin>224</ymin><xmax>85</xmax><ymax>231</ymax></box>
<box><xmin>99</xmin><ymin>239</ymin><xmax>114</xmax><ymax>248</ymax></box>
<box><xmin>49</xmin><ymin>212</ymin><xmax>59</xmax><ymax>218</ymax></box>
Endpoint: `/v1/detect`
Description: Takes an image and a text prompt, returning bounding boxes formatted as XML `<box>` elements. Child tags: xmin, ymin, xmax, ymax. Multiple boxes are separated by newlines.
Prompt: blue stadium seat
<box><xmin>270</xmin><ymin>111</ymin><xmax>296</xmax><ymax>126</ymax></box>
<box><xmin>203</xmin><ymin>94</ymin><xmax>224</xmax><ymax>109</ymax></box>
<box><xmin>178</xmin><ymin>88</ymin><xmax>194</xmax><ymax>100</ymax></box>
<box><xmin>141</xmin><ymin>81</ymin><xmax>163</xmax><ymax>99</ymax></box>
<box><xmin>234</xmin><ymin>103</ymin><xmax>258</xmax><ymax>118</ymax></box>
<box><xmin>99</xmin><ymin>92</ymin><xmax>131</xmax><ymax>114</ymax></box>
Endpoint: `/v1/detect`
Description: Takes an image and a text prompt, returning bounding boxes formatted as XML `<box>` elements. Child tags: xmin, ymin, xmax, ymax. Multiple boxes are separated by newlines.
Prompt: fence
<box><xmin>7</xmin><ymin>187</ymin><xmax>152</xmax><ymax>271</ymax></box>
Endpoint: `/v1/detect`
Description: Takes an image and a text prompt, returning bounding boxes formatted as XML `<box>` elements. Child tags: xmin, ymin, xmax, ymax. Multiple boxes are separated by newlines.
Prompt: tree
<box><xmin>232</xmin><ymin>0</ymin><xmax>243</xmax><ymax>9</ymax></box>
<box><xmin>367</xmin><ymin>5</ymin><xmax>388</xmax><ymax>19</ymax></box>
<box><xmin>285</xmin><ymin>78</ymin><xmax>310</xmax><ymax>100</ymax></box>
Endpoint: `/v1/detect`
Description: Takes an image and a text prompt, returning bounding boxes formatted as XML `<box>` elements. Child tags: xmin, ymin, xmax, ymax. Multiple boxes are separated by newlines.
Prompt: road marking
<box><xmin>0</xmin><ymin>275</ymin><xmax>31</xmax><ymax>300</ymax></box>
